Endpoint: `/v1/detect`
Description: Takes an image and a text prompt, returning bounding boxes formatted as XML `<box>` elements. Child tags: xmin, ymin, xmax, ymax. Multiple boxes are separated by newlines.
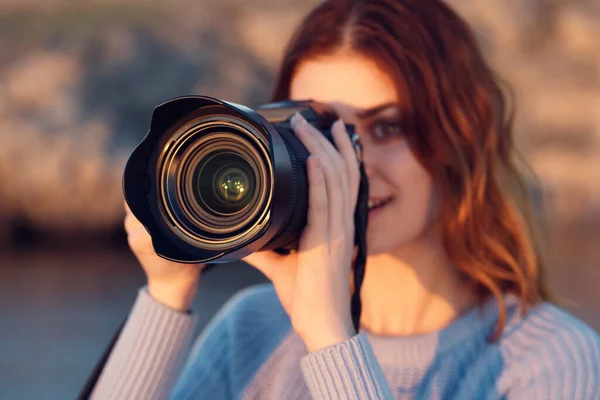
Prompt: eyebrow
<box><xmin>355</xmin><ymin>102</ymin><xmax>399</xmax><ymax>119</ymax></box>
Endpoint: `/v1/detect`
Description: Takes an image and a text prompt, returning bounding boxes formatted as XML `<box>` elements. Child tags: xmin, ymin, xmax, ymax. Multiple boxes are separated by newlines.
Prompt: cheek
<box><xmin>386</xmin><ymin>148</ymin><xmax>438</xmax><ymax>232</ymax></box>
<box><xmin>397</xmin><ymin>169</ymin><xmax>435</xmax><ymax>222</ymax></box>
<box><xmin>365</xmin><ymin>145</ymin><xmax>440</xmax><ymax>254</ymax></box>
<box><xmin>380</xmin><ymin>144</ymin><xmax>429</xmax><ymax>192</ymax></box>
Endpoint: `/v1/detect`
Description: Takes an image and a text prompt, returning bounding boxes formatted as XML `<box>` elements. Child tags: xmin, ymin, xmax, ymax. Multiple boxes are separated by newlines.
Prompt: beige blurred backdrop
<box><xmin>0</xmin><ymin>0</ymin><xmax>598</xmax><ymax>399</ymax></box>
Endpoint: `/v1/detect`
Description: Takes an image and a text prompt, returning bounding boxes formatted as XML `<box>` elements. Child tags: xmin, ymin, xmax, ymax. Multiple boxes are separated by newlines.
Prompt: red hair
<box><xmin>271</xmin><ymin>0</ymin><xmax>549</xmax><ymax>339</ymax></box>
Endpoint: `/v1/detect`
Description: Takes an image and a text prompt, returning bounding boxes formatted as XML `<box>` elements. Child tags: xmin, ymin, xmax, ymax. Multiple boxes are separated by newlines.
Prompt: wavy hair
<box><xmin>271</xmin><ymin>0</ymin><xmax>549</xmax><ymax>339</ymax></box>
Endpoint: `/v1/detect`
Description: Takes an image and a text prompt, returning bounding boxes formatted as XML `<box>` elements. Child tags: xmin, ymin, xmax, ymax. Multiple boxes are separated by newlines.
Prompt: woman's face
<box><xmin>289</xmin><ymin>51</ymin><xmax>440</xmax><ymax>255</ymax></box>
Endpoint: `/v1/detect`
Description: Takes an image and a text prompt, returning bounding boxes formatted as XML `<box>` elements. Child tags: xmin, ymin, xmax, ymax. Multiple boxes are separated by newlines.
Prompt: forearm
<box><xmin>300</xmin><ymin>332</ymin><xmax>395</xmax><ymax>400</ymax></box>
<box><xmin>90</xmin><ymin>287</ymin><xmax>198</xmax><ymax>400</ymax></box>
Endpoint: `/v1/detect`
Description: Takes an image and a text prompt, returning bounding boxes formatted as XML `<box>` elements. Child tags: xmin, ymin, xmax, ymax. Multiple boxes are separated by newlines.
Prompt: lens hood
<box><xmin>123</xmin><ymin>96</ymin><xmax>300</xmax><ymax>263</ymax></box>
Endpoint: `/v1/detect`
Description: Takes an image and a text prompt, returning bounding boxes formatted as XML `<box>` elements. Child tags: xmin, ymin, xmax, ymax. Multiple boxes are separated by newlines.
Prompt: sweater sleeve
<box><xmin>501</xmin><ymin>307</ymin><xmax>600</xmax><ymax>400</ymax></box>
<box><xmin>170</xmin><ymin>283</ymin><xmax>292</xmax><ymax>400</ymax></box>
<box><xmin>90</xmin><ymin>287</ymin><xmax>198</xmax><ymax>400</ymax></box>
<box><xmin>300</xmin><ymin>332</ymin><xmax>395</xmax><ymax>400</ymax></box>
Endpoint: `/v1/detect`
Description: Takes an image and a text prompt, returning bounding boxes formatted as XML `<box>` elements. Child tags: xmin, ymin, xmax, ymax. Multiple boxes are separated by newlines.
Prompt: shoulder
<box><xmin>497</xmin><ymin>300</ymin><xmax>600</xmax><ymax>399</ymax></box>
<box><xmin>193</xmin><ymin>282</ymin><xmax>291</xmax><ymax>357</ymax></box>
<box><xmin>500</xmin><ymin>300</ymin><xmax>600</xmax><ymax>362</ymax></box>
<box><xmin>212</xmin><ymin>283</ymin><xmax>291</xmax><ymax>338</ymax></box>
<box><xmin>225</xmin><ymin>282</ymin><xmax>287</xmax><ymax>321</ymax></box>
<box><xmin>173</xmin><ymin>283</ymin><xmax>292</xmax><ymax>398</ymax></box>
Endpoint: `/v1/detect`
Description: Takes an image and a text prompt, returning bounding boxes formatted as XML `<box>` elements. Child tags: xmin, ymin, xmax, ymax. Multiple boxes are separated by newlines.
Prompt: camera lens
<box><xmin>181</xmin><ymin>136</ymin><xmax>264</xmax><ymax>233</ymax></box>
<box><xmin>158</xmin><ymin>117</ymin><xmax>272</xmax><ymax>250</ymax></box>
<box><xmin>195</xmin><ymin>152</ymin><xmax>255</xmax><ymax>214</ymax></box>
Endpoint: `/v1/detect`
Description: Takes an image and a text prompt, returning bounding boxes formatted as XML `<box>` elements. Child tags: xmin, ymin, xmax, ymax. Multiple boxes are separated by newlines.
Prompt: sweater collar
<box><xmin>360</xmin><ymin>293</ymin><xmax>522</xmax><ymax>366</ymax></box>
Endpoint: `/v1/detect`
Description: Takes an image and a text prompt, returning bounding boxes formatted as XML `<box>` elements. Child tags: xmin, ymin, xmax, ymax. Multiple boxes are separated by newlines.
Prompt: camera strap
<box><xmin>77</xmin><ymin>320</ymin><xmax>125</xmax><ymax>399</ymax></box>
<box><xmin>350</xmin><ymin>136</ymin><xmax>369</xmax><ymax>333</ymax></box>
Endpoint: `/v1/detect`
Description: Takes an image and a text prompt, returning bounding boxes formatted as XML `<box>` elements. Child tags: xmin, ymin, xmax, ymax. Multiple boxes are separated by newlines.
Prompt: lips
<box><xmin>368</xmin><ymin>196</ymin><xmax>393</xmax><ymax>211</ymax></box>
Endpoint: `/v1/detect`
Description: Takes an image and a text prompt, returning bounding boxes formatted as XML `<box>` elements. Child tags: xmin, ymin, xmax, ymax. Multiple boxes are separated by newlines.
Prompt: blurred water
<box><xmin>0</xmin><ymin>249</ymin><xmax>267</xmax><ymax>400</ymax></box>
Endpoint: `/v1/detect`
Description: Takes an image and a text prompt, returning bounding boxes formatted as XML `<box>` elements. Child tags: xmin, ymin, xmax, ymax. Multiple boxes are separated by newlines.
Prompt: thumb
<box><xmin>243</xmin><ymin>250</ymin><xmax>288</xmax><ymax>280</ymax></box>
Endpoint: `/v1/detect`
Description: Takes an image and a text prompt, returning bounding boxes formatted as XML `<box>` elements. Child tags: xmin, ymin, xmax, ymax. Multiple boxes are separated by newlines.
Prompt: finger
<box><xmin>299</xmin><ymin>155</ymin><xmax>329</xmax><ymax>252</ymax></box>
<box><xmin>124</xmin><ymin>199</ymin><xmax>133</xmax><ymax>214</ymax></box>
<box><xmin>124</xmin><ymin>209</ymin><xmax>139</xmax><ymax>234</ymax></box>
<box><xmin>124</xmin><ymin>200</ymin><xmax>136</xmax><ymax>231</ymax></box>
<box><xmin>124</xmin><ymin>201</ymin><xmax>145</xmax><ymax>232</ymax></box>
<box><xmin>243</xmin><ymin>250</ymin><xmax>287</xmax><ymax>280</ymax></box>
<box><xmin>331</xmin><ymin>119</ymin><xmax>361</xmax><ymax>214</ymax></box>
<box><xmin>126</xmin><ymin>220</ymin><xmax>153</xmax><ymax>255</ymax></box>
<box><xmin>291</xmin><ymin>112</ymin><xmax>326</xmax><ymax>156</ymax></box>
<box><xmin>291</xmin><ymin>114</ymin><xmax>347</xmax><ymax>240</ymax></box>
<box><xmin>294</xmin><ymin>114</ymin><xmax>346</xmax><ymax>168</ymax></box>
<box><xmin>291</xmin><ymin>113</ymin><xmax>349</xmax><ymax>208</ymax></box>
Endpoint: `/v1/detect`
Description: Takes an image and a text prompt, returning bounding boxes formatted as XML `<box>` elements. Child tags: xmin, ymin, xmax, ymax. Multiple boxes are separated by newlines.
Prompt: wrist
<box><xmin>300</xmin><ymin>321</ymin><xmax>356</xmax><ymax>353</ymax></box>
<box><xmin>147</xmin><ymin>279</ymin><xmax>198</xmax><ymax>312</ymax></box>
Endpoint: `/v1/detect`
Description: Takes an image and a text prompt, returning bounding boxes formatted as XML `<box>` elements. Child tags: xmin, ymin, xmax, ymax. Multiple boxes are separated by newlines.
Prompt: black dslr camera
<box><xmin>123</xmin><ymin>96</ymin><xmax>361</xmax><ymax>264</ymax></box>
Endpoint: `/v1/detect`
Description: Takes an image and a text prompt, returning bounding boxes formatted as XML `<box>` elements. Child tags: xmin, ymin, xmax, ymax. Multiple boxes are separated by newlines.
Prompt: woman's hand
<box><xmin>243</xmin><ymin>112</ymin><xmax>361</xmax><ymax>352</ymax></box>
<box><xmin>124</xmin><ymin>202</ymin><xmax>206</xmax><ymax>311</ymax></box>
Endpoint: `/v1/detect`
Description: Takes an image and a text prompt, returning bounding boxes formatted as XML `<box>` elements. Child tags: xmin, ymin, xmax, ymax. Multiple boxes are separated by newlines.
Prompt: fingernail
<box><xmin>291</xmin><ymin>111</ymin><xmax>304</xmax><ymax>129</ymax></box>
<box><xmin>335</xmin><ymin>118</ymin><xmax>345</xmax><ymax>131</ymax></box>
<box><xmin>309</xmin><ymin>155</ymin><xmax>320</xmax><ymax>168</ymax></box>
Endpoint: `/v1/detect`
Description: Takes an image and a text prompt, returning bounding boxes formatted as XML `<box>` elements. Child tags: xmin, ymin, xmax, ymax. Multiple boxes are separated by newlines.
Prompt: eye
<box><xmin>370</xmin><ymin>120</ymin><xmax>405</xmax><ymax>141</ymax></box>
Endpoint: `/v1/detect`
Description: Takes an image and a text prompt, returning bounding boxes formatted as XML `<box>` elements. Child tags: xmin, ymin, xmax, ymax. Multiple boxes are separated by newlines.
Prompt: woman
<box><xmin>91</xmin><ymin>0</ymin><xmax>600</xmax><ymax>399</ymax></box>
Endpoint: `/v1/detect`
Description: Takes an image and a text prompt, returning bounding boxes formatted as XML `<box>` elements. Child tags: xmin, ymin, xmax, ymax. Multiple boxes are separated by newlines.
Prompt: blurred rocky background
<box><xmin>0</xmin><ymin>0</ymin><xmax>598</xmax><ymax>398</ymax></box>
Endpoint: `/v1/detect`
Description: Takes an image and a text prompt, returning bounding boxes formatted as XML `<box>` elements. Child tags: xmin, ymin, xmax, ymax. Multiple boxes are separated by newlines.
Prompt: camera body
<box><xmin>123</xmin><ymin>96</ymin><xmax>356</xmax><ymax>264</ymax></box>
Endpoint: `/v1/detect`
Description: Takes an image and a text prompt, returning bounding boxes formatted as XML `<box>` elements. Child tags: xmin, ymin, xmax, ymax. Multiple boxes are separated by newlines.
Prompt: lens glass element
<box><xmin>195</xmin><ymin>152</ymin><xmax>256</xmax><ymax>215</ymax></box>
<box><xmin>159</xmin><ymin>117</ymin><xmax>272</xmax><ymax>249</ymax></box>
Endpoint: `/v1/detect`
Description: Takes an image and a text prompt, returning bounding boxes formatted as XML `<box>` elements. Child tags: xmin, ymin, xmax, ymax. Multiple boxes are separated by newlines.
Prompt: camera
<box><xmin>123</xmin><ymin>96</ymin><xmax>360</xmax><ymax>264</ymax></box>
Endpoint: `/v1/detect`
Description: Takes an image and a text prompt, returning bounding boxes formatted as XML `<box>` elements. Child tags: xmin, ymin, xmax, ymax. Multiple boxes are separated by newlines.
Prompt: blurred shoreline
<box><xmin>1</xmin><ymin>220</ymin><xmax>598</xmax><ymax>329</ymax></box>
<box><xmin>1</xmin><ymin>0</ymin><xmax>599</xmax><ymax>236</ymax></box>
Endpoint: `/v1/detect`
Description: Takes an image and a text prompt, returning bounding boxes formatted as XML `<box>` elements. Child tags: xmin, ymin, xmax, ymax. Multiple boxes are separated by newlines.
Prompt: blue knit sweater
<box><xmin>91</xmin><ymin>283</ymin><xmax>600</xmax><ymax>399</ymax></box>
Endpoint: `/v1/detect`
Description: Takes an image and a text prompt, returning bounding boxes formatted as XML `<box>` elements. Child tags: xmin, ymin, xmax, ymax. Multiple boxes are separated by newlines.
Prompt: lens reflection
<box><xmin>216</xmin><ymin>168</ymin><xmax>249</xmax><ymax>201</ymax></box>
<box><xmin>195</xmin><ymin>152</ymin><xmax>256</xmax><ymax>215</ymax></box>
<box><xmin>160</xmin><ymin>119</ymin><xmax>272</xmax><ymax>249</ymax></box>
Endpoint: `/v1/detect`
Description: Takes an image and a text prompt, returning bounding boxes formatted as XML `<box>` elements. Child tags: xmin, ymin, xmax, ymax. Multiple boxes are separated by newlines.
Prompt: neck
<box><xmin>358</xmin><ymin>236</ymin><xmax>476</xmax><ymax>337</ymax></box>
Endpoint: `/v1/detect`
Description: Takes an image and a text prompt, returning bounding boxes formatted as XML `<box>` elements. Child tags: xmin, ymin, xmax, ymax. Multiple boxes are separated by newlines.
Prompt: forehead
<box><xmin>289</xmin><ymin>52</ymin><xmax>398</xmax><ymax>113</ymax></box>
